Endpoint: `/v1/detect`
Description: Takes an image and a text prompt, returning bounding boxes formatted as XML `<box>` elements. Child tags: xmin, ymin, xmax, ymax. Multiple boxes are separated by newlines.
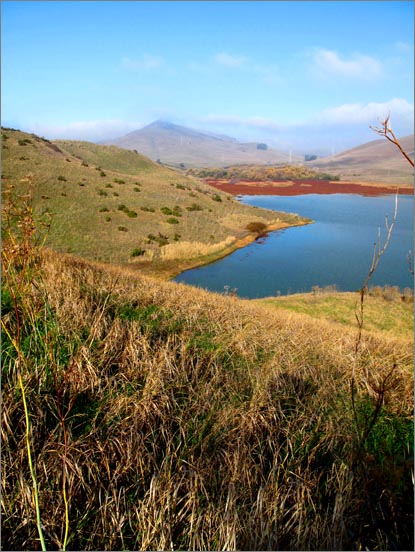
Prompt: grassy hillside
<box><xmin>307</xmin><ymin>134</ymin><xmax>414</xmax><ymax>185</ymax></box>
<box><xmin>1</xmin><ymin>128</ymin><xmax>308</xmax><ymax>277</ymax></box>
<box><xmin>2</xmin><ymin>214</ymin><xmax>413</xmax><ymax>550</ymax></box>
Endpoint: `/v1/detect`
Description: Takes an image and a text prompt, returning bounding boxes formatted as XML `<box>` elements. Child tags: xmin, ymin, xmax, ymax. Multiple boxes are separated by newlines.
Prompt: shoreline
<box><xmin>131</xmin><ymin>218</ymin><xmax>312</xmax><ymax>281</ymax></box>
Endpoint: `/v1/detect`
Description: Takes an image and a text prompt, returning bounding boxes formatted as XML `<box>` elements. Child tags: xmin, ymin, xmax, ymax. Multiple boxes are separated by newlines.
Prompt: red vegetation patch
<box><xmin>206</xmin><ymin>179</ymin><xmax>413</xmax><ymax>197</ymax></box>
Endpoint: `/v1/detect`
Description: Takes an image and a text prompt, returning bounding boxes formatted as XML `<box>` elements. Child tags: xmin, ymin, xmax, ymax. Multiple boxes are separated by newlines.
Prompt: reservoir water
<box><xmin>174</xmin><ymin>193</ymin><xmax>414</xmax><ymax>298</ymax></box>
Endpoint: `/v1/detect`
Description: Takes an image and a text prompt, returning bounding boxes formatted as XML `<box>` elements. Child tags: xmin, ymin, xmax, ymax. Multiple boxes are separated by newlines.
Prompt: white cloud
<box><xmin>316</xmin><ymin>98</ymin><xmax>414</xmax><ymax>126</ymax></box>
<box><xmin>199</xmin><ymin>98</ymin><xmax>414</xmax><ymax>153</ymax></box>
<box><xmin>213</xmin><ymin>52</ymin><xmax>249</xmax><ymax>68</ymax></box>
<box><xmin>211</xmin><ymin>52</ymin><xmax>282</xmax><ymax>85</ymax></box>
<box><xmin>311</xmin><ymin>48</ymin><xmax>382</xmax><ymax>80</ymax></box>
<box><xmin>27</xmin><ymin>119</ymin><xmax>145</xmax><ymax>142</ymax></box>
<box><xmin>121</xmin><ymin>54</ymin><xmax>164</xmax><ymax>71</ymax></box>
<box><xmin>204</xmin><ymin>114</ymin><xmax>281</xmax><ymax>131</ymax></box>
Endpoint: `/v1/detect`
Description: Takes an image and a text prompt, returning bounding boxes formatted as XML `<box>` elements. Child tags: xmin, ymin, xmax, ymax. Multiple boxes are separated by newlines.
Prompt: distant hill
<box><xmin>307</xmin><ymin>135</ymin><xmax>414</xmax><ymax>185</ymax></box>
<box><xmin>104</xmin><ymin>120</ymin><xmax>301</xmax><ymax>167</ymax></box>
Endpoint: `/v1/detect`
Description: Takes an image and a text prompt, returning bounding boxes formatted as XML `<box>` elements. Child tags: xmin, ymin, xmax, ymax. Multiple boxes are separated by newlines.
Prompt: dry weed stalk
<box><xmin>2</xmin><ymin>181</ymin><xmax>48</xmax><ymax>551</ymax></box>
<box><xmin>351</xmin><ymin>192</ymin><xmax>398</xmax><ymax>447</ymax></box>
<box><xmin>351</xmin><ymin>119</ymin><xmax>412</xmax><ymax>454</ymax></box>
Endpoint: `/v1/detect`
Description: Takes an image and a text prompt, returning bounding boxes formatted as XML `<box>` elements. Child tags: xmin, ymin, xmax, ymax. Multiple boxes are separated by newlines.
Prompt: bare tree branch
<box><xmin>370</xmin><ymin>113</ymin><xmax>414</xmax><ymax>167</ymax></box>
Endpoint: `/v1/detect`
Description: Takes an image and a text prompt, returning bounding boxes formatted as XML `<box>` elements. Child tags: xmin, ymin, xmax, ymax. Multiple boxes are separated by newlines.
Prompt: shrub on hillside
<box><xmin>246</xmin><ymin>221</ymin><xmax>267</xmax><ymax>234</ymax></box>
<box><xmin>161</xmin><ymin>207</ymin><xmax>173</xmax><ymax>216</ymax></box>
<box><xmin>186</xmin><ymin>203</ymin><xmax>203</xmax><ymax>211</ymax></box>
<box><xmin>130</xmin><ymin>248</ymin><xmax>146</xmax><ymax>257</ymax></box>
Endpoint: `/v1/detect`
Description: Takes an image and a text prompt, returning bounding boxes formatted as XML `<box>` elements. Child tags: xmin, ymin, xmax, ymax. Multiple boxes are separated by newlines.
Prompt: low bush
<box><xmin>246</xmin><ymin>221</ymin><xmax>267</xmax><ymax>234</ymax></box>
<box><xmin>130</xmin><ymin>248</ymin><xmax>146</xmax><ymax>257</ymax></box>
<box><xmin>186</xmin><ymin>203</ymin><xmax>203</xmax><ymax>211</ymax></box>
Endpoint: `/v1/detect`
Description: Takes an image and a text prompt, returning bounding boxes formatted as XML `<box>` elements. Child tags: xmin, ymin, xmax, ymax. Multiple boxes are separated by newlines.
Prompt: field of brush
<box><xmin>2</xmin><ymin>235</ymin><xmax>414</xmax><ymax>550</ymax></box>
<box><xmin>1</xmin><ymin>127</ymin><xmax>413</xmax><ymax>551</ymax></box>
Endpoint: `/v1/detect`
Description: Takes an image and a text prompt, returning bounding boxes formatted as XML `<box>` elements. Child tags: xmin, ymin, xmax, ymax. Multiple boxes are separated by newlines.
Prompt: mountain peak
<box><xmin>147</xmin><ymin>120</ymin><xmax>179</xmax><ymax>131</ymax></box>
<box><xmin>104</xmin><ymin>121</ymin><xmax>298</xmax><ymax>167</ymax></box>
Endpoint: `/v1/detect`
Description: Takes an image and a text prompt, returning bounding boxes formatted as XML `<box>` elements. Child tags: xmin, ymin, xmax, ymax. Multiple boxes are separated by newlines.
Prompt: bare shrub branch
<box><xmin>370</xmin><ymin>113</ymin><xmax>414</xmax><ymax>167</ymax></box>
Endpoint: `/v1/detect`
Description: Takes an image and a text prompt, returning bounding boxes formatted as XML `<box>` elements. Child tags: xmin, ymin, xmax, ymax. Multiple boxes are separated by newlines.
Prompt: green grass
<box><xmin>255</xmin><ymin>289</ymin><xmax>414</xmax><ymax>340</ymax></box>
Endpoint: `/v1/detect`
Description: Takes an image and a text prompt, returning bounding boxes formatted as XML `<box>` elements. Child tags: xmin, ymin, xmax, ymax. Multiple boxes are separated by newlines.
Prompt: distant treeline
<box><xmin>188</xmin><ymin>164</ymin><xmax>340</xmax><ymax>182</ymax></box>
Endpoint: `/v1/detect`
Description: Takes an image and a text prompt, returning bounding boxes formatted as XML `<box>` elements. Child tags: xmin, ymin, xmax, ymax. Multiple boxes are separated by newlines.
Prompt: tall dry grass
<box><xmin>1</xmin><ymin>192</ymin><xmax>413</xmax><ymax>550</ymax></box>
<box><xmin>160</xmin><ymin>236</ymin><xmax>236</xmax><ymax>260</ymax></box>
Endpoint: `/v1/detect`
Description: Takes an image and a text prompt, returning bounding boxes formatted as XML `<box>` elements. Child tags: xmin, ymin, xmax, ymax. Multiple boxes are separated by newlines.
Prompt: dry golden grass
<box><xmin>2</xmin><ymin>235</ymin><xmax>413</xmax><ymax>550</ymax></box>
<box><xmin>160</xmin><ymin>236</ymin><xmax>237</xmax><ymax>260</ymax></box>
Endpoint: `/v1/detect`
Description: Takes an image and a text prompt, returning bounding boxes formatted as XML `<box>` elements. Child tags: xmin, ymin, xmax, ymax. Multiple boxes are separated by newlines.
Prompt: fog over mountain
<box><xmin>103</xmin><ymin>120</ymin><xmax>302</xmax><ymax>167</ymax></box>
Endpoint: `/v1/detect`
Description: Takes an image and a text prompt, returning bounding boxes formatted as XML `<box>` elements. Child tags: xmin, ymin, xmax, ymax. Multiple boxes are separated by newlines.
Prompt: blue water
<box><xmin>174</xmin><ymin>194</ymin><xmax>414</xmax><ymax>298</ymax></box>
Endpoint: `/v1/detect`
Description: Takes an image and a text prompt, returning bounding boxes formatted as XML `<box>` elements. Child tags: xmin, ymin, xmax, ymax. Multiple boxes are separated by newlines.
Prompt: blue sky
<box><xmin>2</xmin><ymin>1</ymin><xmax>414</xmax><ymax>154</ymax></box>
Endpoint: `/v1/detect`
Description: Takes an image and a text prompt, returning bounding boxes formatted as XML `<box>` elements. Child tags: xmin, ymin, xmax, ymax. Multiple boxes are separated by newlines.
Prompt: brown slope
<box><xmin>307</xmin><ymin>135</ymin><xmax>414</xmax><ymax>185</ymax></box>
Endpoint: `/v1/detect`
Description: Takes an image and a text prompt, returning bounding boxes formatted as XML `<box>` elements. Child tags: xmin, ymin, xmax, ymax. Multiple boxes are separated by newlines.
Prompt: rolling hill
<box><xmin>1</xmin><ymin>128</ymin><xmax>307</xmax><ymax>277</ymax></box>
<box><xmin>307</xmin><ymin>134</ymin><xmax>414</xmax><ymax>185</ymax></box>
<box><xmin>103</xmin><ymin>120</ymin><xmax>302</xmax><ymax>167</ymax></box>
